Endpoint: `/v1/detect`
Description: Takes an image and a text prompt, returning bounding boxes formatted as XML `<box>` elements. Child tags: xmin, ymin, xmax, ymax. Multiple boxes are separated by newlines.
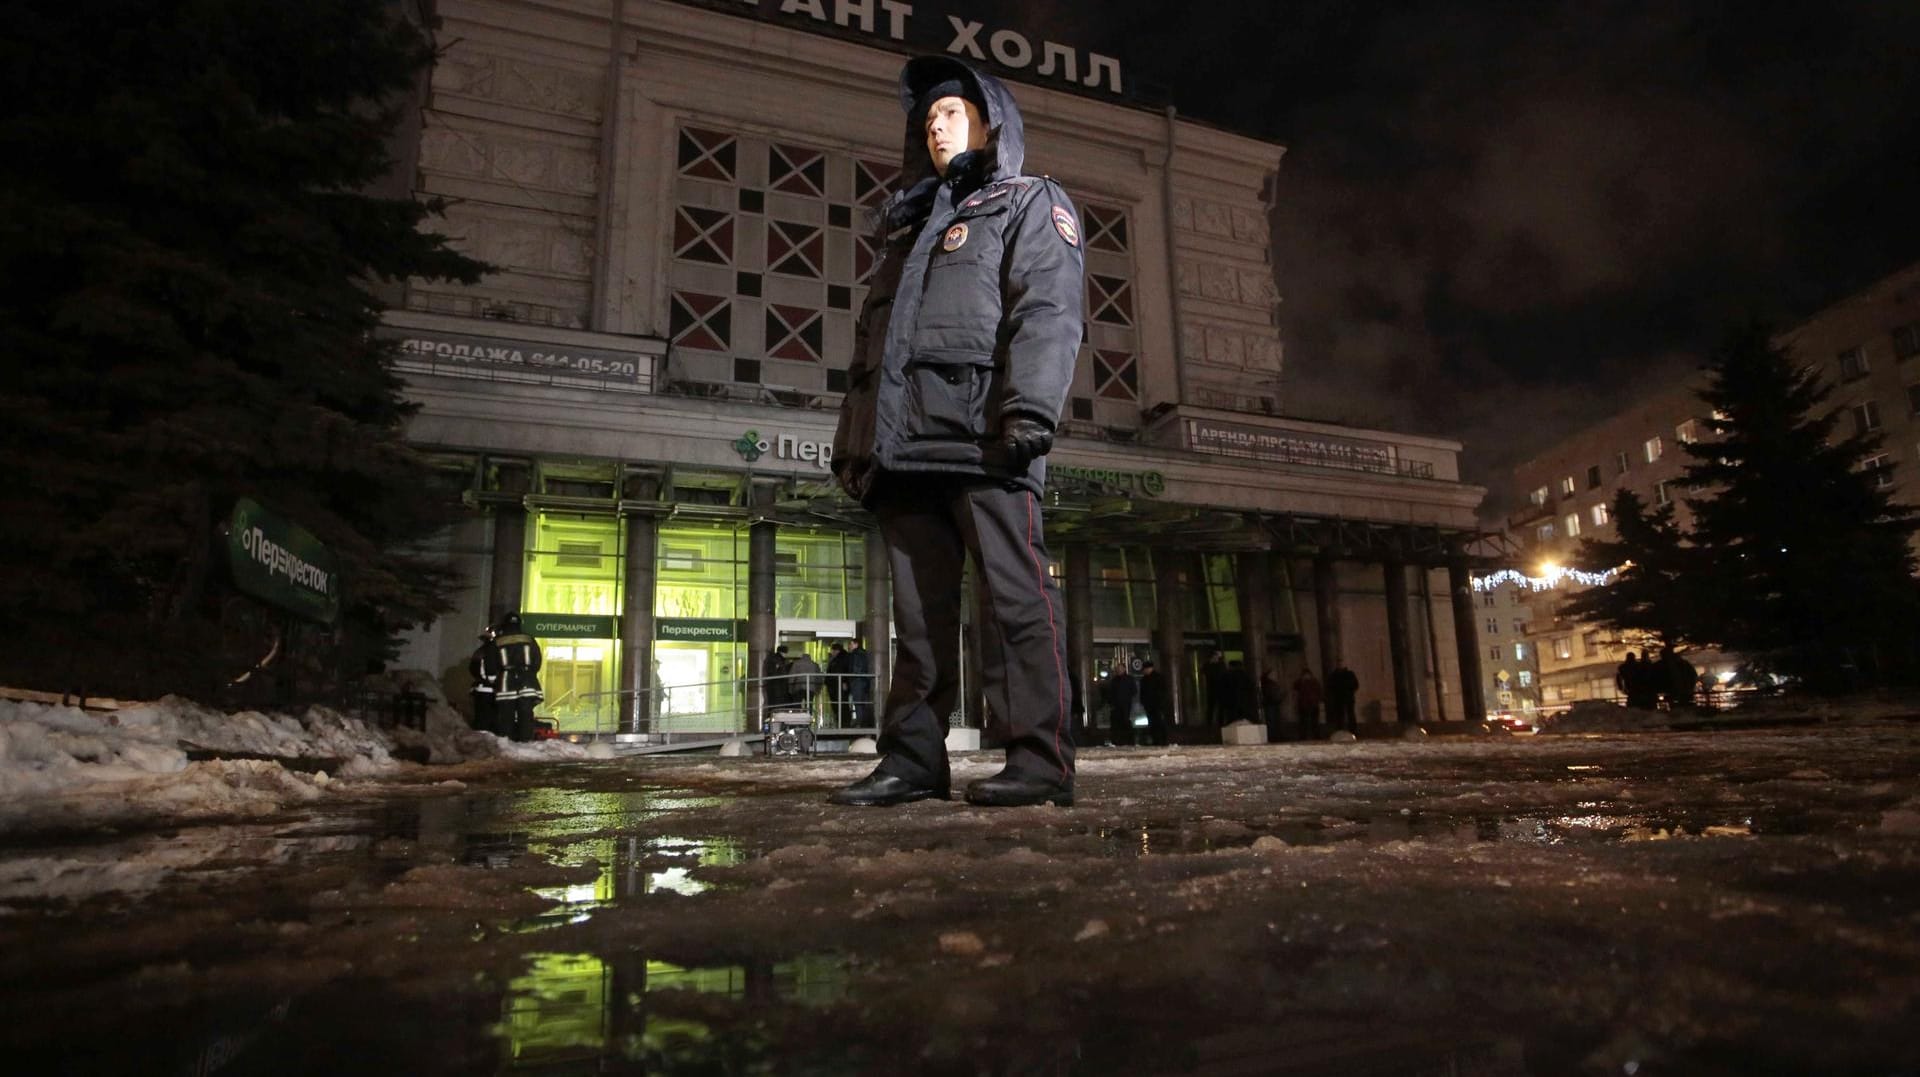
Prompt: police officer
<box><xmin>829</xmin><ymin>55</ymin><xmax>1085</xmax><ymax>808</ymax></box>
<box><xmin>492</xmin><ymin>612</ymin><xmax>544</xmax><ymax>742</ymax></box>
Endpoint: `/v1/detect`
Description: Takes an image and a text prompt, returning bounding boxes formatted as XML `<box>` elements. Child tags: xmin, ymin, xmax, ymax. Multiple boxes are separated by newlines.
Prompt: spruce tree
<box><xmin>0</xmin><ymin>1</ymin><xmax>484</xmax><ymax>698</ymax></box>
<box><xmin>1681</xmin><ymin>323</ymin><xmax>1920</xmax><ymax>691</ymax></box>
<box><xmin>1559</xmin><ymin>489</ymin><xmax>1703</xmax><ymax>649</ymax></box>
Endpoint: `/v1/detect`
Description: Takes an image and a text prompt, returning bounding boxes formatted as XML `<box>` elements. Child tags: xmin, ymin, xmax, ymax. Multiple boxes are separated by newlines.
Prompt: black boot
<box><xmin>827</xmin><ymin>767</ymin><xmax>951</xmax><ymax>806</ymax></box>
<box><xmin>964</xmin><ymin>769</ymin><xmax>1074</xmax><ymax>807</ymax></box>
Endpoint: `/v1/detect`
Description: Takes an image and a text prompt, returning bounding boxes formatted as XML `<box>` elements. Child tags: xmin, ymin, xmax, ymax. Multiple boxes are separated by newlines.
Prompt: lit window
<box><xmin>1675</xmin><ymin>419</ymin><xmax>1699</xmax><ymax>444</ymax></box>
<box><xmin>1563</xmin><ymin>512</ymin><xmax>1581</xmax><ymax>537</ymax></box>
<box><xmin>1591</xmin><ymin>502</ymin><xmax>1611</xmax><ymax>526</ymax></box>
<box><xmin>1852</xmin><ymin>401</ymin><xmax>1881</xmax><ymax>434</ymax></box>
<box><xmin>1644</xmin><ymin>436</ymin><xmax>1663</xmax><ymax>463</ymax></box>
<box><xmin>1614</xmin><ymin>451</ymin><xmax>1629</xmax><ymax>475</ymax></box>
<box><xmin>1537</xmin><ymin>522</ymin><xmax>1556</xmax><ymax>542</ymax></box>
<box><xmin>1553</xmin><ymin>637</ymin><xmax>1572</xmax><ymax>660</ymax></box>
<box><xmin>1558</xmin><ymin>475</ymin><xmax>1576</xmax><ymax>497</ymax></box>
<box><xmin>1518</xmin><ymin>670</ymin><xmax>1533</xmax><ymax>687</ymax></box>
<box><xmin>1837</xmin><ymin>345</ymin><xmax>1868</xmax><ymax>381</ymax></box>
<box><xmin>1514</xmin><ymin>642</ymin><xmax>1528</xmax><ymax>661</ymax></box>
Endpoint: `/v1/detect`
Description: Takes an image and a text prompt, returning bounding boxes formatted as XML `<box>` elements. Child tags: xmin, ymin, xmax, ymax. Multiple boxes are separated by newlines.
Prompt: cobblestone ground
<box><xmin>2</xmin><ymin>720</ymin><xmax>1917</xmax><ymax>1075</ymax></box>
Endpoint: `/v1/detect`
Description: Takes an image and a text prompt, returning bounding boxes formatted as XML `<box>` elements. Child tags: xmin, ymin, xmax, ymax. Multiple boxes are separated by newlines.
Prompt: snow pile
<box><xmin>0</xmin><ymin>675</ymin><xmax>614</xmax><ymax>833</ymax></box>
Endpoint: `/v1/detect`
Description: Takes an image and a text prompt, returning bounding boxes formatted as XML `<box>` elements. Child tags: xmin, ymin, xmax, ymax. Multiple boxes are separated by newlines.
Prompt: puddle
<box><xmin>1080</xmin><ymin>809</ymin><xmax>1784</xmax><ymax>859</ymax></box>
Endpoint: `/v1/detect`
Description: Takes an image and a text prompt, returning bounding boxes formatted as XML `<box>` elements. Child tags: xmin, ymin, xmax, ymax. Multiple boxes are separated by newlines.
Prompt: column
<box><xmin>1418</xmin><ymin>567</ymin><xmax>1448</xmax><ymax>724</ymax></box>
<box><xmin>617</xmin><ymin>470</ymin><xmax>661</xmax><ymax>735</ymax></box>
<box><xmin>1235</xmin><ymin>550</ymin><xmax>1271</xmax><ymax>697</ymax></box>
<box><xmin>1153</xmin><ymin>549</ymin><xmax>1186</xmax><ymax>726</ymax></box>
<box><xmin>1064</xmin><ymin>543</ymin><xmax>1094</xmax><ymax>739</ymax></box>
<box><xmin>486</xmin><ymin>460</ymin><xmax>532</xmax><ymax>622</ymax></box>
<box><xmin>1449</xmin><ymin>558</ymin><xmax>1489</xmax><ymax>725</ymax></box>
<box><xmin>1383</xmin><ymin>559</ymin><xmax>1420</xmax><ymax>726</ymax></box>
<box><xmin>863</xmin><ymin>529</ymin><xmax>890</xmax><ymax>722</ymax></box>
<box><xmin>745</xmin><ymin>482</ymin><xmax>779</xmax><ymax>730</ymax></box>
<box><xmin>1313</xmin><ymin>554</ymin><xmax>1342</xmax><ymax>679</ymax></box>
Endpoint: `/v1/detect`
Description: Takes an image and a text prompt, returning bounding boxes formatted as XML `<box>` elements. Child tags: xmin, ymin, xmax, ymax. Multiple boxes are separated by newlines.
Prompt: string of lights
<box><xmin>1471</xmin><ymin>565</ymin><xmax>1617</xmax><ymax>592</ymax></box>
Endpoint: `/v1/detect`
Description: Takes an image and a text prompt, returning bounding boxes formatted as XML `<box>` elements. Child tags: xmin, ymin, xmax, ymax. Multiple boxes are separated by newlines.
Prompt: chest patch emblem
<box><xmin>1051</xmin><ymin>205</ymin><xmax>1079</xmax><ymax>247</ymax></box>
<box><xmin>942</xmin><ymin>222</ymin><xmax>969</xmax><ymax>252</ymax></box>
<box><xmin>963</xmin><ymin>187</ymin><xmax>1011</xmax><ymax>210</ymax></box>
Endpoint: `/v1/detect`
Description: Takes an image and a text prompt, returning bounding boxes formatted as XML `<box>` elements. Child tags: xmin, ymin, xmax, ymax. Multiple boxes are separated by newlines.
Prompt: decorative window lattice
<box><xmin>677</xmin><ymin>128</ymin><xmax>736</xmax><ymax>182</ymax></box>
<box><xmin>764</xmin><ymin>304</ymin><xmax>824</xmax><ymax>363</ymax></box>
<box><xmin>1083</xmin><ymin>204</ymin><xmax>1129</xmax><ymax>253</ymax></box>
<box><xmin>1093</xmin><ymin>349</ymin><xmax>1138</xmax><ymax>401</ymax></box>
<box><xmin>1090</xmin><ymin>274</ymin><xmax>1134</xmax><ymax>326</ymax></box>
<box><xmin>853</xmin><ymin>158</ymin><xmax>900</xmax><ymax>207</ymax></box>
<box><xmin>669</xmin><ymin>291</ymin><xmax>731</xmax><ymax>352</ymax></box>
<box><xmin>673</xmin><ymin>206</ymin><xmax>734</xmax><ymax>266</ymax></box>
<box><xmin>767</xmin><ymin>219</ymin><xmax>824</xmax><ymax>278</ymax></box>
<box><xmin>769</xmin><ymin>143</ymin><xmax>827</xmax><ymax>197</ymax></box>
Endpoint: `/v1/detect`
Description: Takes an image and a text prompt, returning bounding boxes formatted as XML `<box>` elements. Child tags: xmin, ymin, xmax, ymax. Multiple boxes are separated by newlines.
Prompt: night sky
<box><xmin>996</xmin><ymin>1</ymin><xmax>1920</xmax><ymax>500</ymax></box>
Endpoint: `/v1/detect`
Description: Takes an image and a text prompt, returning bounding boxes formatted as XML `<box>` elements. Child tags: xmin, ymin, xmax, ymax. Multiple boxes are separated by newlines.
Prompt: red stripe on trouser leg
<box><xmin>1024</xmin><ymin>492</ymin><xmax>1069</xmax><ymax>781</ymax></box>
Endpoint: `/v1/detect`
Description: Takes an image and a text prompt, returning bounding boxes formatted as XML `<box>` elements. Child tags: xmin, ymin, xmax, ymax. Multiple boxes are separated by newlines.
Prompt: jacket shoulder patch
<box><xmin>1050</xmin><ymin>204</ymin><xmax>1079</xmax><ymax>247</ymax></box>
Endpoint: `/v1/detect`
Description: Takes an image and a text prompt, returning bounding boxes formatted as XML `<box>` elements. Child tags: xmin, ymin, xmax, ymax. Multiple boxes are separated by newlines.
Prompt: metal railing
<box><xmin>548</xmin><ymin>672</ymin><xmax>880</xmax><ymax>737</ymax></box>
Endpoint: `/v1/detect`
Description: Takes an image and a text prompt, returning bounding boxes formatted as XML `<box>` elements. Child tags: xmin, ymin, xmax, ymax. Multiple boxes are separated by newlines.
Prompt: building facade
<box><xmin>387</xmin><ymin>0</ymin><xmax>1493</xmax><ymax>737</ymax></box>
<box><xmin>1492</xmin><ymin>260</ymin><xmax>1920</xmax><ymax>708</ymax></box>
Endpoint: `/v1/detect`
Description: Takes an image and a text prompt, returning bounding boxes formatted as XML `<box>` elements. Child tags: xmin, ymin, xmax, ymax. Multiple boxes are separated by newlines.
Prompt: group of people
<box><xmin>1616</xmin><ymin>647</ymin><xmax>1700</xmax><ymax>711</ymax></box>
<box><xmin>763</xmin><ymin>641</ymin><xmax>874</xmax><ymax>727</ymax></box>
<box><xmin>1095</xmin><ymin>660</ymin><xmax>1170</xmax><ymax>746</ymax></box>
<box><xmin>465</xmin><ymin>612</ymin><xmax>544</xmax><ymax>742</ymax></box>
<box><xmin>1096</xmin><ymin>655</ymin><xmax>1362</xmax><ymax>746</ymax></box>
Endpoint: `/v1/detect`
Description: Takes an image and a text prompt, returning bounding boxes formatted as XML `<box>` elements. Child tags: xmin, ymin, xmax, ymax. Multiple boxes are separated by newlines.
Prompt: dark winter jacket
<box><xmin>493</xmin><ymin>632</ymin><xmax>543</xmax><ymax>701</ymax></box>
<box><xmin>832</xmin><ymin>56</ymin><xmax>1086</xmax><ymax>501</ymax></box>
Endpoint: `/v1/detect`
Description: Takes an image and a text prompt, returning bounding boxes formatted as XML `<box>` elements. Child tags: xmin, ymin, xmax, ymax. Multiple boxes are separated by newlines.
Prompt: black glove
<box><xmin>1000</xmin><ymin>416</ymin><xmax>1054</xmax><ymax>467</ymax></box>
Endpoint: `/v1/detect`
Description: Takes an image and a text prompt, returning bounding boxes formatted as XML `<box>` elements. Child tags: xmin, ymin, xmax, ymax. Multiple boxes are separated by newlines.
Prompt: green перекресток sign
<box><xmin>225</xmin><ymin>498</ymin><xmax>341</xmax><ymax>624</ymax></box>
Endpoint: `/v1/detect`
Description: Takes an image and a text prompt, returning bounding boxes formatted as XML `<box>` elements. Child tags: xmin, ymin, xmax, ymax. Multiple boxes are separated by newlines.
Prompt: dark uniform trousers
<box><xmin>872</xmin><ymin>477</ymin><xmax>1073</xmax><ymax>788</ymax></box>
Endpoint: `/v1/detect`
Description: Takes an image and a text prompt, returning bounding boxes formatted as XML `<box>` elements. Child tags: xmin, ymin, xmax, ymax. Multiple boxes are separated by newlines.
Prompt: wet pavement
<box><xmin>2</xmin><ymin>721</ymin><xmax>1918</xmax><ymax>1075</ymax></box>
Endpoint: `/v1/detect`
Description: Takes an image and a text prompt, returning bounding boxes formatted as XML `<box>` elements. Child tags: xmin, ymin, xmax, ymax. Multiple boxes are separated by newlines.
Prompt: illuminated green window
<box><xmin>654</xmin><ymin>522</ymin><xmax>748</xmax><ymax>729</ymax></box>
<box><xmin>656</xmin><ymin>522</ymin><xmax>746</xmax><ymax>619</ymax></box>
<box><xmin>523</xmin><ymin>513</ymin><xmax>623</xmax><ymax>733</ymax></box>
<box><xmin>776</xmin><ymin>529</ymin><xmax>865</xmax><ymax>621</ymax></box>
<box><xmin>1092</xmin><ymin>545</ymin><xmax>1155</xmax><ymax>629</ymax></box>
<box><xmin>1199</xmin><ymin>553</ymin><xmax>1240</xmax><ymax>632</ymax></box>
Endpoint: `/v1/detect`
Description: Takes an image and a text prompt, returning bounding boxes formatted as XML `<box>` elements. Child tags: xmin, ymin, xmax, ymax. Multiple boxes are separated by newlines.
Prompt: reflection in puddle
<box><xmin>498</xmin><ymin>951</ymin><xmax>848</xmax><ymax>1069</ymax></box>
<box><xmin>517</xmin><ymin>834</ymin><xmax>744</xmax><ymax>930</ymax></box>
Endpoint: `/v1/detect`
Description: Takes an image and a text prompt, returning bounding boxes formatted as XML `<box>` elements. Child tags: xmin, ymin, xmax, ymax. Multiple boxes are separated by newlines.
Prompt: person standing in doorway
<box><xmin>825</xmin><ymin>642</ymin><xmax>851</xmax><ymax>726</ymax></box>
<box><xmin>827</xmin><ymin>55</ymin><xmax>1085</xmax><ymax>808</ymax></box>
<box><xmin>1202</xmin><ymin>651</ymin><xmax>1228</xmax><ymax>726</ymax></box>
<box><xmin>789</xmin><ymin>647</ymin><xmax>825</xmax><ymax>717</ymax></box>
<box><xmin>1137</xmin><ymin>659</ymin><xmax>1170</xmax><ymax>747</ymax></box>
<box><xmin>1260</xmin><ymin>666</ymin><xmax>1285</xmax><ymax>743</ymax></box>
<box><xmin>1291</xmin><ymin>666</ymin><xmax>1323</xmax><ymax>741</ymax></box>
<box><xmin>1102</xmin><ymin>664</ymin><xmax>1138</xmax><ymax>746</ymax></box>
<box><xmin>846</xmin><ymin>639</ymin><xmax>875</xmax><ymax>727</ymax></box>
<box><xmin>1326</xmin><ymin>664</ymin><xmax>1360</xmax><ymax>735</ymax></box>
